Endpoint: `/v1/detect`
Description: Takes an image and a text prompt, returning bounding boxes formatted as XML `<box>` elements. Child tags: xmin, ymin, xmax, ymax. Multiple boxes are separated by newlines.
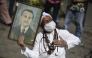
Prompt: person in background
<box><xmin>82</xmin><ymin>0</ymin><xmax>89</xmax><ymax>27</ymax></box>
<box><xmin>64</xmin><ymin>0</ymin><xmax>87</xmax><ymax>44</ymax></box>
<box><xmin>9</xmin><ymin>0</ymin><xmax>15</xmax><ymax>17</ymax></box>
<box><xmin>17</xmin><ymin>12</ymin><xmax>80</xmax><ymax>58</ymax></box>
<box><xmin>44</xmin><ymin>0</ymin><xmax>62</xmax><ymax>22</ymax></box>
<box><xmin>8</xmin><ymin>0</ymin><xmax>30</xmax><ymax>17</ymax></box>
<box><xmin>0</xmin><ymin>0</ymin><xmax>12</xmax><ymax>25</ymax></box>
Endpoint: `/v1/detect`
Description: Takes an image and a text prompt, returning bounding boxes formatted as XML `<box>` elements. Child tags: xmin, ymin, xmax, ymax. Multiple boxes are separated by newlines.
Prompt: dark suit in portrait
<box><xmin>11</xmin><ymin>25</ymin><xmax>35</xmax><ymax>44</ymax></box>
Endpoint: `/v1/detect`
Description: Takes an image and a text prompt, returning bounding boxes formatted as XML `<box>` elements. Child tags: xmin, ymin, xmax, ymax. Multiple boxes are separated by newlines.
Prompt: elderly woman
<box><xmin>17</xmin><ymin>12</ymin><xmax>80</xmax><ymax>58</ymax></box>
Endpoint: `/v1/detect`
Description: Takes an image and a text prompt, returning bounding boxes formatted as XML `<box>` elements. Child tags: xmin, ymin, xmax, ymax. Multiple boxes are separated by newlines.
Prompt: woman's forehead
<box><xmin>42</xmin><ymin>16</ymin><xmax>52</xmax><ymax>21</ymax></box>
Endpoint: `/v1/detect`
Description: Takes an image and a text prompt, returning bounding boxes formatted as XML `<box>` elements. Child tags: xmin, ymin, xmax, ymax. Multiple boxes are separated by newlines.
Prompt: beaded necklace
<box><xmin>43</xmin><ymin>29</ymin><xmax>58</xmax><ymax>55</ymax></box>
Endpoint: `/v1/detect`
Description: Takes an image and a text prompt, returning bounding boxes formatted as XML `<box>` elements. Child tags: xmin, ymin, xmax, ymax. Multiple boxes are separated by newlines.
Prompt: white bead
<box><xmin>55</xmin><ymin>52</ymin><xmax>59</xmax><ymax>56</ymax></box>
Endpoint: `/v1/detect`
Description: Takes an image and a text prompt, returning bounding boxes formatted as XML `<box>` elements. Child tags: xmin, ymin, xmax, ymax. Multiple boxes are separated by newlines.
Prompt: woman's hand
<box><xmin>17</xmin><ymin>36</ymin><xmax>26</xmax><ymax>50</ymax></box>
<box><xmin>53</xmin><ymin>36</ymin><xmax>67</xmax><ymax>47</ymax></box>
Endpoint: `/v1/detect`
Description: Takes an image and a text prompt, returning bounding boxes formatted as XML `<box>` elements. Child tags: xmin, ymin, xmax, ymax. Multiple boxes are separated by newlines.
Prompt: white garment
<box><xmin>21</xmin><ymin>28</ymin><xmax>81</xmax><ymax>58</ymax></box>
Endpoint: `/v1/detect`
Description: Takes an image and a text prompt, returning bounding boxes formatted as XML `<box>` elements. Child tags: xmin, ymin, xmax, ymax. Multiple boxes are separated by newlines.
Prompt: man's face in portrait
<box><xmin>20</xmin><ymin>10</ymin><xmax>33</xmax><ymax>27</ymax></box>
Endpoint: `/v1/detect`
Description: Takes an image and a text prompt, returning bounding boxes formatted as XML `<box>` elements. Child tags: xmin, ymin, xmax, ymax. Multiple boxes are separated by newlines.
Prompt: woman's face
<box><xmin>41</xmin><ymin>16</ymin><xmax>53</xmax><ymax>26</ymax></box>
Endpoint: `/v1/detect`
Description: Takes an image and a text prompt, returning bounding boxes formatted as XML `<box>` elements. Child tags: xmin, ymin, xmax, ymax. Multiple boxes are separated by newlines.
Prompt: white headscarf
<box><xmin>40</xmin><ymin>12</ymin><xmax>52</xmax><ymax>24</ymax></box>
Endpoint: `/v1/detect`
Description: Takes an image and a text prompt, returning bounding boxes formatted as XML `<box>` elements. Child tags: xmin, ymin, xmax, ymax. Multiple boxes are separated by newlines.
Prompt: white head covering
<box><xmin>40</xmin><ymin>12</ymin><xmax>52</xmax><ymax>24</ymax></box>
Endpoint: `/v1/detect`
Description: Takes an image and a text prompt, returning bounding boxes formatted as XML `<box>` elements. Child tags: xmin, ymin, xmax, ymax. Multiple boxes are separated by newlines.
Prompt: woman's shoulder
<box><xmin>56</xmin><ymin>28</ymin><xmax>69</xmax><ymax>33</ymax></box>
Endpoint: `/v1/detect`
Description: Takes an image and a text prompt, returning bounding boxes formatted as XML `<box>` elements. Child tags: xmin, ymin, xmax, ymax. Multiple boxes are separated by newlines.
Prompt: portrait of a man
<box><xmin>9</xmin><ymin>3</ymin><xmax>42</xmax><ymax>45</ymax></box>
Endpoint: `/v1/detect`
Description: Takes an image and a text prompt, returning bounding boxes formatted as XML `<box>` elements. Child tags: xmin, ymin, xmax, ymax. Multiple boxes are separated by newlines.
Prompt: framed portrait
<box><xmin>8</xmin><ymin>2</ymin><xmax>43</xmax><ymax>45</ymax></box>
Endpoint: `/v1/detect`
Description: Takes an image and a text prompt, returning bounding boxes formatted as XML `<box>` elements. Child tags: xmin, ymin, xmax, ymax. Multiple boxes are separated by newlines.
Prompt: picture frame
<box><xmin>8</xmin><ymin>2</ymin><xmax>43</xmax><ymax>46</ymax></box>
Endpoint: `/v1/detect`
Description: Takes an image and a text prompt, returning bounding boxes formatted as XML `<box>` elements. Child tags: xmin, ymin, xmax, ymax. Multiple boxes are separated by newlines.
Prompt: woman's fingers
<box><xmin>53</xmin><ymin>36</ymin><xmax>67</xmax><ymax>47</ymax></box>
<box><xmin>17</xmin><ymin>36</ymin><xmax>25</xmax><ymax>47</ymax></box>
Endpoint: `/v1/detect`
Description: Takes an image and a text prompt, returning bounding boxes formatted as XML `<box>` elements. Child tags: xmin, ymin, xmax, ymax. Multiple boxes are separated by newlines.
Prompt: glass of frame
<box><xmin>8</xmin><ymin>2</ymin><xmax>42</xmax><ymax>45</ymax></box>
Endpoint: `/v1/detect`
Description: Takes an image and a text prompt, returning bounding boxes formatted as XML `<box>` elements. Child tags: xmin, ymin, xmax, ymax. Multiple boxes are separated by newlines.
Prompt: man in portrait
<box><xmin>11</xmin><ymin>9</ymin><xmax>35</xmax><ymax>44</ymax></box>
